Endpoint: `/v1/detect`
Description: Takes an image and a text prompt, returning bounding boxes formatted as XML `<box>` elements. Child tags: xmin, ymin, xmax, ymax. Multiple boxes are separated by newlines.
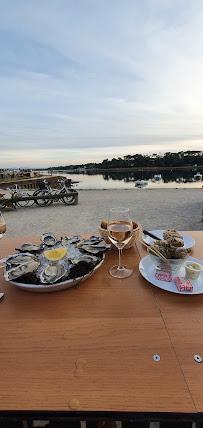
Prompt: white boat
<box><xmin>194</xmin><ymin>172</ymin><xmax>202</xmax><ymax>181</ymax></box>
<box><xmin>134</xmin><ymin>180</ymin><xmax>148</xmax><ymax>187</ymax></box>
<box><xmin>153</xmin><ymin>174</ymin><xmax>162</xmax><ymax>181</ymax></box>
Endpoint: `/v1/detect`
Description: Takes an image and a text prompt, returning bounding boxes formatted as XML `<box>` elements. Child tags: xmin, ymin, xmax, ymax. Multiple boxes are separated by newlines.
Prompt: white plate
<box><xmin>139</xmin><ymin>255</ymin><xmax>203</xmax><ymax>294</ymax></box>
<box><xmin>8</xmin><ymin>257</ymin><xmax>104</xmax><ymax>293</ymax></box>
<box><xmin>142</xmin><ymin>230</ymin><xmax>195</xmax><ymax>249</ymax></box>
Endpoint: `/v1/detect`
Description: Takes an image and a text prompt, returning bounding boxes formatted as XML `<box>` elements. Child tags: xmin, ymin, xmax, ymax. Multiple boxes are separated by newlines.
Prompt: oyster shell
<box><xmin>163</xmin><ymin>229</ymin><xmax>182</xmax><ymax>240</ymax></box>
<box><xmin>154</xmin><ymin>239</ymin><xmax>169</xmax><ymax>248</ymax></box>
<box><xmin>79</xmin><ymin>243</ymin><xmax>111</xmax><ymax>255</ymax></box>
<box><xmin>41</xmin><ymin>233</ymin><xmax>57</xmax><ymax>246</ymax></box>
<box><xmin>69</xmin><ymin>255</ymin><xmax>97</xmax><ymax>264</ymax></box>
<box><xmin>174</xmin><ymin>247</ymin><xmax>190</xmax><ymax>259</ymax></box>
<box><xmin>15</xmin><ymin>243</ymin><xmax>44</xmax><ymax>253</ymax></box>
<box><xmin>83</xmin><ymin>236</ymin><xmax>104</xmax><ymax>244</ymax></box>
<box><xmin>39</xmin><ymin>262</ymin><xmax>67</xmax><ymax>284</ymax></box>
<box><xmin>5</xmin><ymin>259</ymin><xmax>40</xmax><ymax>281</ymax></box>
<box><xmin>6</xmin><ymin>253</ymin><xmax>36</xmax><ymax>268</ymax></box>
<box><xmin>169</xmin><ymin>237</ymin><xmax>184</xmax><ymax>248</ymax></box>
<box><xmin>77</xmin><ymin>237</ymin><xmax>104</xmax><ymax>248</ymax></box>
<box><xmin>61</xmin><ymin>236</ymin><xmax>81</xmax><ymax>246</ymax></box>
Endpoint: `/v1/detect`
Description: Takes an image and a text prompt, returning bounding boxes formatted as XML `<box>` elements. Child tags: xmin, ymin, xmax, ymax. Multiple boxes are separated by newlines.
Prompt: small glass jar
<box><xmin>185</xmin><ymin>262</ymin><xmax>203</xmax><ymax>280</ymax></box>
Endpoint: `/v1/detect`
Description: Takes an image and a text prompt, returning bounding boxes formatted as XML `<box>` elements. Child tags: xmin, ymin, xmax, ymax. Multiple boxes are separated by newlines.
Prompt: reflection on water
<box><xmin>54</xmin><ymin>169</ymin><xmax>203</xmax><ymax>190</ymax></box>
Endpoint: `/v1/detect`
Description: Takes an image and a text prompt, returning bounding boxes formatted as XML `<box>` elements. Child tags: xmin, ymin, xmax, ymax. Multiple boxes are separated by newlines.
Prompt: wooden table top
<box><xmin>0</xmin><ymin>232</ymin><xmax>202</xmax><ymax>414</ymax></box>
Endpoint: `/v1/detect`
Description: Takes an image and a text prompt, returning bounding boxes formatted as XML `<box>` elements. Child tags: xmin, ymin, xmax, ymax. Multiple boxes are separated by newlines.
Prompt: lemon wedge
<box><xmin>43</xmin><ymin>247</ymin><xmax>68</xmax><ymax>261</ymax></box>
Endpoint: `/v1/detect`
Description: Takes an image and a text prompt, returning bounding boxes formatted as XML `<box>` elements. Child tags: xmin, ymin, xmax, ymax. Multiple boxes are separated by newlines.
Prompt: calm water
<box><xmin>52</xmin><ymin>169</ymin><xmax>203</xmax><ymax>190</ymax></box>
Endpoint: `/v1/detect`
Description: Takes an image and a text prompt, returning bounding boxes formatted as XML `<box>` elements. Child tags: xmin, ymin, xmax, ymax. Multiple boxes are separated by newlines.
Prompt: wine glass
<box><xmin>107</xmin><ymin>207</ymin><xmax>133</xmax><ymax>278</ymax></box>
<box><xmin>0</xmin><ymin>212</ymin><xmax>6</xmax><ymax>239</ymax></box>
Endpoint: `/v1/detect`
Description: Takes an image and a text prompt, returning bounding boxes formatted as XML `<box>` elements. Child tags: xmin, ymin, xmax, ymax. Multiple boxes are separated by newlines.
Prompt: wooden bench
<box><xmin>0</xmin><ymin>192</ymin><xmax>78</xmax><ymax>208</ymax></box>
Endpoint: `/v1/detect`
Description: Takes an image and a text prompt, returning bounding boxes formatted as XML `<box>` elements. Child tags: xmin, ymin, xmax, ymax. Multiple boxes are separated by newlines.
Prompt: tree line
<box><xmin>50</xmin><ymin>150</ymin><xmax>203</xmax><ymax>170</ymax></box>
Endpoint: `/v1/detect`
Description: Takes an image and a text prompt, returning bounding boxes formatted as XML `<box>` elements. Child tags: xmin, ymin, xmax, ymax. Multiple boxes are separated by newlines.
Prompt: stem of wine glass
<box><xmin>118</xmin><ymin>246</ymin><xmax>125</xmax><ymax>270</ymax></box>
<box><xmin>118</xmin><ymin>247</ymin><xmax>122</xmax><ymax>269</ymax></box>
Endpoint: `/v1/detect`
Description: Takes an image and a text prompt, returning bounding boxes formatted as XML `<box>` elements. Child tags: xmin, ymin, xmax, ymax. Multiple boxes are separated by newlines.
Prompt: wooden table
<box><xmin>0</xmin><ymin>232</ymin><xmax>203</xmax><ymax>424</ymax></box>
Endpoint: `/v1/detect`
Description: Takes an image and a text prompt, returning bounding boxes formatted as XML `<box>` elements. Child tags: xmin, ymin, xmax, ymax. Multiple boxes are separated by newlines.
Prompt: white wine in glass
<box><xmin>0</xmin><ymin>212</ymin><xmax>6</xmax><ymax>238</ymax></box>
<box><xmin>107</xmin><ymin>208</ymin><xmax>133</xmax><ymax>278</ymax></box>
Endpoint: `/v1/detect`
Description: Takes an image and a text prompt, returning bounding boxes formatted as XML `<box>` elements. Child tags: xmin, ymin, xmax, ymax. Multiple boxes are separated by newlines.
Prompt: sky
<box><xmin>1</xmin><ymin>0</ymin><xmax>203</xmax><ymax>168</ymax></box>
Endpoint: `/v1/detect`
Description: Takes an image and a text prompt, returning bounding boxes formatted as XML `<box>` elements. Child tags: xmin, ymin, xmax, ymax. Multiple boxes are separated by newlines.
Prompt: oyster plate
<box><xmin>4</xmin><ymin>234</ymin><xmax>108</xmax><ymax>293</ymax></box>
<box><xmin>9</xmin><ymin>256</ymin><xmax>104</xmax><ymax>292</ymax></box>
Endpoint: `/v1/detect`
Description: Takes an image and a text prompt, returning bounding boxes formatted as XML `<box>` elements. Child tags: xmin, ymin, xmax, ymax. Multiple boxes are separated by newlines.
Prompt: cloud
<box><xmin>0</xmin><ymin>0</ymin><xmax>203</xmax><ymax>166</ymax></box>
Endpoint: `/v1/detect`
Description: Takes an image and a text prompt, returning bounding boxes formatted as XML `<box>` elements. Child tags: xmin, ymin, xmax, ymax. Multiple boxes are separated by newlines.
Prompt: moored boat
<box><xmin>134</xmin><ymin>180</ymin><xmax>148</xmax><ymax>187</ymax></box>
<box><xmin>194</xmin><ymin>172</ymin><xmax>202</xmax><ymax>181</ymax></box>
<box><xmin>153</xmin><ymin>174</ymin><xmax>162</xmax><ymax>181</ymax></box>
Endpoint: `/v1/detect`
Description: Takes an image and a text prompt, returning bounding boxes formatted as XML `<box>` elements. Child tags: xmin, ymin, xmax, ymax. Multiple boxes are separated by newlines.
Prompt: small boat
<box><xmin>194</xmin><ymin>172</ymin><xmax>202</xmax><ymax>181</ymax></box>
<box><xmin>153</xmin><ymin>174</ymin><xmax>162</xmax><ymax>181</ymax></box>
<box><xmin>134</xmin><ymin>180</ymin><xmax>148</xmax><ymax>187</ymax></box>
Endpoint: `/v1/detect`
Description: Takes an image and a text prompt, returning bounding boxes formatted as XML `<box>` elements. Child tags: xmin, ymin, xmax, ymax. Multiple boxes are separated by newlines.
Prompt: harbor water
<box><xmin>52</xmin><ymin>169</ymin><xmax>203</xmax><ymax>190</ymax></box>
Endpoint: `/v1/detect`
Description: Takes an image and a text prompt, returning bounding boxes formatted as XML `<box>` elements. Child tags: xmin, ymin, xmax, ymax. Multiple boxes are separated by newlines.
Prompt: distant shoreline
<box><xmin>52</xmin><ymin>165</ymin><xmax>203</xmax><ymax>173</ymax></box>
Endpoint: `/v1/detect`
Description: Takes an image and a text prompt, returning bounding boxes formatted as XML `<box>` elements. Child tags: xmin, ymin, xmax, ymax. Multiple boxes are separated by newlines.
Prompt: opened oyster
<box><xmin>61</xmin><ymin>236</ymin><xmax>81</xmax><ymax>246</ymax></box>
<box><xmin>38</xmin><ymin>262</ymin><xmax>67</xmax><ymax>284</ymax></box>
<box><xmin>4</xmin><ymin>234</ymin><xmax>110</xmax><ymax>287</ymax></box>
<box><xmin>6</xmin><ymin>253</ymin><xmax>36</xmax><ymax>267</ymax></box>
<box><xmin>69</xmin><ymin>255</ymin><xmax>97</xmax><ymax>264</ymax></box>
<box><xmin>77</xmin><ymin>237</ymin><xmax>110</xmax><ymax>255</ymax></box>
<box><xmin>77</xmin><ymin>236</ymin><xmax>104</xmax><ymax>245</ymax></box>
<box><xmin>41</xmin><ymin>233</ymin><xmax>57</xmax><ymax>246</ymax></box>
<box><xmin>5</xmin><ymin>259</ymin><xmax>40</xmax><ymax>281</ymax></box>
<box><xmin>15</xmin><ymin>243</ymin><xmax>44</xmax><ymax>253</ymax></box>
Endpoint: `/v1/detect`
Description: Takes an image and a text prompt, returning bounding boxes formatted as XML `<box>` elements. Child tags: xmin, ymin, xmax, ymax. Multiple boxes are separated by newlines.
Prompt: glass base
<box><xmin>109</xmin><ymin>265</ymin><xmax>133</xmax><ymax>278</ymax></box>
